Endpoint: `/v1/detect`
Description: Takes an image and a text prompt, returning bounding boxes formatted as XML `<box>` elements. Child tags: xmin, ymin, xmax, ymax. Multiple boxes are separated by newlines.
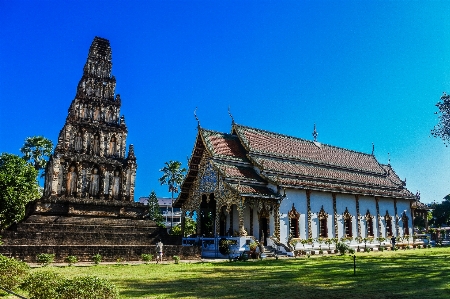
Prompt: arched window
<box><xmin>365</xmin><ymin>210</ymin><xmax>374</xmax><ymax>237</ymax></box>
<box><xmin>401</xmin><ymin>211</ymin><xmax>409</xmax><ymax>236</ymax></box>
<box><xmin>385</xmin><ymin>211</ymin><xmax>393</xmax><ymax>237</ymax></box>
<box><xmin>343</xmin><ymin>207</ymin><xmax>352</xmax><ymax>237</ymax></box>
<box><xmin>288</xmin><ymin>204</ymin><xmax>300</xmax><ymax>238</ymax></box>
<box><xmin>318</xmin><ymin>205</ymin><xmax>328</xmax><ymax>238</ymax></box>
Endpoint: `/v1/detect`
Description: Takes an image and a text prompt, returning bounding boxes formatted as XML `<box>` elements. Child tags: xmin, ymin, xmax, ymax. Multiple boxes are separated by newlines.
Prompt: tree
<box><xmin>430</xmin><ymin>196</ymin><xmax>450</xmax><ymax>227</ymax></box>
<box><xmin>147</xmin><ymin>191</ymin><xmax>165</xmax><ymax>227</ymax></box>
<box><xmin>432</xmin><ymin>93</ymin><xmax>450</xmax><ymax>145</ymax></box>
<box><xmin>0</xmin><ymin>153</ymin><xmax>39</xmax><ymax>230</ymax></box>
<box><xmin>170</xmin><ymin>217</ymin><xmax>196</xmax><ymax>236</ymax></box>
<box><xmin>20</xmin><ymin>136</ymin><xmax>53</xmax><ymax>173</ymax></box>
<box><xmin>158</xmin><ymin>161</ymin><xmax>186</xmax><ymax>228</ymax></box>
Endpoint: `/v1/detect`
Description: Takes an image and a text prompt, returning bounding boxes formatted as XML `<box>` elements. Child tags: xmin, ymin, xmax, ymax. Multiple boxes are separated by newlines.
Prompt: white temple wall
<box><xmin>310</xmin><ymin>191</ymin><xmax>333</xmax><ymax>239</ymax></box>
<box><xmin>397</xmin><ymin>199</ymin><xmax>412</xmax><ymax>237</ymax></box>
<box><xmin>378</xmin><ymin>198</ymin><xmax>396</xmax><ymax>237</ymax></box>
<box><xmin>281</xmin><ymin>189</ymin><xmax>307</xmax><ymax>240</ymax></box>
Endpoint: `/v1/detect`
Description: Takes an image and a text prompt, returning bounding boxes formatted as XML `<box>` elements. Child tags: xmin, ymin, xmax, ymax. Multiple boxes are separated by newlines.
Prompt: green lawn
<box><xmin>27</xmin><ymin>248</ymin><xmax>450</xmax><ymax>299</ymax></box>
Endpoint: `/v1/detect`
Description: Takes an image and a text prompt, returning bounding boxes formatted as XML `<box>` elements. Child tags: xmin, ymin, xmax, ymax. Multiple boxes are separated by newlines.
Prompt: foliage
<box><xmin>20</xmin><ymin>136</ymin><xmax>53</xmax><ymax>174</ymax></box>
<box><xmin>183</xmin><ymin>217</ymin><xmax>196</xmax><ymax>237</ymax></box>
<box><xmin>432</xmin><ymin>93</ymin><xmax>450</xmax><ymax>145</ymax></box>
<box><xmin>22</xmin><ymin>270</ymin><xmax>63</xmax><ymax>299</ymax></box>
<box><xmin>159</xmin><ymin>160</ymin><xmax>186</xmax><ymax>228</ymax></box>
<box><xmin>173</xmin><ymin>255</ymin><xmax>180</xmax><ymax>264</ymax></box>
<box><xmin>219</xmin><ymin>238</ymin><xmax>235</xmax><ymax>256</ymax></box>
<box><xmin>430</xmin><ymin>197</ymin><xmax>450</xmax><ymax>227</ymax></box>
<box><xmin>158</xmin><ymin>161</ymin><xmax>187</xmax><ymax>194</ymax></box>
<box><xmin>22</xmin><ymin>272</ymin><xmax>119</xmax><ymax>299</ymax></box>
<box><xmin>170</xmin><ymin>217</ymin><xmax>196</xmax><ymax>236</ymax></box>
<box><xmin>0</xmin><ymin>153</ymin><xmax>40</xmax><ymax>230</ymax></box>
<box><xmin>147</xmin><ymin>190</ymin><xmax>165</xmax><ymax>227</ymax></box>
<box><xmin>92</xmin><ymin>254</ymin><xmax>102</xmax><ymax>265</ymax></box>
<box><xmin>37</xmin><ymin>253</ymin><xmax>55</xmax><ymax>266</ymax></box>
<box><xmin>336</xmin><ymin>242</ymin><xmax>350</xmax><ymax>255</ymax></box>
<box><xmin>0</xmin><ymin>254</ymin><xmax>29</xmax><ymax>291</ymax></box>
<box><xmin>65</xmin><ymin>256</ymin><xmax>78</xmax><ymax>266</ymax></box>
<box><xmin>57</xmin><ymin>276</ymin><xmax>120</xmax><ymax>299</ymax></box>
<box><xmin>141</xmin><ymin>254</ymin><xmax>153</xmax><ymax>264</ymax></box>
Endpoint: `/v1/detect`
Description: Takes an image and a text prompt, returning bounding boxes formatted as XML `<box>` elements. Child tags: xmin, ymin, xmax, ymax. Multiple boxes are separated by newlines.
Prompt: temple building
<box><xmin>175</xmin><ymin>121</ymin><xmax>416</xmax><ymax>248</ymax></box>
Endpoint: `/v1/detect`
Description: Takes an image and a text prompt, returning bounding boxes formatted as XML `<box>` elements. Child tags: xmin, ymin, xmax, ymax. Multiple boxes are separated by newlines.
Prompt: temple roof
<box><xmin>174</xmin><ymin>123</ymin><xmax>415</xmax><ymax>208</ymax></box>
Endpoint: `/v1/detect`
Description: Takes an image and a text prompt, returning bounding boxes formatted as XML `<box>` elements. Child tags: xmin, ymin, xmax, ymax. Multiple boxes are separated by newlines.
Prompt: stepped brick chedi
<box><xmin>0</xmin><ymin>37</ymin><xmax>197</xmax><ymax>262</ymax></box>
<box><xmin>44</xmin><ymin>37</ymin><xmax>137</xmax><ymax>202</ymax></box>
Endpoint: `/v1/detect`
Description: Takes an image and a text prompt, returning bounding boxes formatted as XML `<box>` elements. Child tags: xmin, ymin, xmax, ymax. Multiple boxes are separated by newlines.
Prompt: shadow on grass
<box><xmin>115</xmin><ymin>249</ymin><xmax>450</xmax><ymax>298</ymax></box>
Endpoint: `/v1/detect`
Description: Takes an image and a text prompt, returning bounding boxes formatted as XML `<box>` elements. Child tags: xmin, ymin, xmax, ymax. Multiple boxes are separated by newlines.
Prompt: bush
<box><xmin>173</xmin><ymin>255</ymin><xmax>180</xmax><ymax>264</ymax></box>
<box><xmin>0</xmin><ymin>254</ymin><xmax>29</xmax><ymax>292</ymax></box>
<box><xmin>336</xmin><ymin>242</ymin><xmax>350</xmax><ymax>255</ymax></box>
<box><xmin>23</xmin><ymin>273</ymin><xmax>120</xmax><ymax>299</ymax></box>
<box><xmin>92</xmin><ymin>254</ymin><xmax>102</xmax><ymax>265</ymax></box>
<box><xmin>379</xmin><ymin>247</ymin><xmax>384</xmax><ymax>252</ymax></box>
<box><xmin>22</xmin><ymin>270</ymin><xmax>64</xmax><ymax>299</ymax></box>
<box><xmin>348</xmin><ymin>247</ymin><xmax>355</xmax><ymax>254</ymax></box>
<box><xmin>65</xmin><ymin>256</ymin><xmax>78</xmax><ymax>266</ymax></box>
<box><xmin>141</xmin><ymin>253</ymin><xmax>153</xmax><ymax>264</ymax></box>
<box><xmin>36</xmin><ymin>253</ymin><xmax>55</xmax><ymax>266</ymax></box>
<box><xmin>57</xmin><ymin>276</ymin><xmax>120</xmax><ymax>299</ymax></box>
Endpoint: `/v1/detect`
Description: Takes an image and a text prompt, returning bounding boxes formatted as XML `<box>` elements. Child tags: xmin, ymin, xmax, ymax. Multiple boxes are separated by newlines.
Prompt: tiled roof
<box><xmin>175</xmin><ymin>123</ymin><xmax>415</xmax><ymax>207</ymax></box>
<box><xmin>234</xmin><ymin>124</ymin><xmax>385</xmax><ymax>174</ymax></box>
<box><xmin>252</xmin><ymin>156</ymin><xmax>401</xmax><ymax>189</ymax></box>
<box><xmin>211</xmin><ymin>161</ymin><xmax>264</xmax><ymax>183</ymax></box>
<box><xmin>201</xmin><ymin>129</ymin><xmax>248</xmax><ymax>162</ymax></box>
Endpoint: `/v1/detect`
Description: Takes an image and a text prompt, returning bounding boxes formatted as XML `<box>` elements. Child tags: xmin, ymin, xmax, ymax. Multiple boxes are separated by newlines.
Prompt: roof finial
<box><xmin>194</xmin><ymin>107</ymin><xmax>200</xmax><ymax>128</ymax></box>
<box><xmin>372</xmin><ymin>143</ymin><xmax>375</xmax><ymax>155</ymax></box>
<box><xmin>228</xmin><ymin>106</ymin><xmax>235</xmax><ymax>124</ymax></box>
<box><xmin>312</xmin><ymin>123</ymin><xmax>318</xmax><ymax>142</ymax></box>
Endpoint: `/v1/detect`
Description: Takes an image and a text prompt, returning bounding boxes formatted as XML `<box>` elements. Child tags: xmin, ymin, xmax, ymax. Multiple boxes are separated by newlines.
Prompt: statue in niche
<box><xmin>67</xmin><ymin>166</ymin><xmax>77</xmax><ymax>196</ymax></box>
<box><xmin>74</xmin><ymin>132</ymin><xmax>82</xmax><ymax>151</ymax></box>
<box><xmin>93</xmin><ymin>135</ymin><xmax>100</xmax><ymax>155</ymax></box>
<box><xmin>109</xmin><ymin>137</ymin><xmax>116</xmax><ymax>156</ymax></box>
<box><xmin>89</xmin><ymin>168</ymin><xmax>100</xmax><ymax>197</ymax></box>
<box><xmin>111</xmin><ymin>170</ymin><xmax>120</xmax><ymax>199</ymax></box>
<box><xmin>94</xmin><ymin>107</ymin><xmax>100</xmax><ymax>120</ymax></box>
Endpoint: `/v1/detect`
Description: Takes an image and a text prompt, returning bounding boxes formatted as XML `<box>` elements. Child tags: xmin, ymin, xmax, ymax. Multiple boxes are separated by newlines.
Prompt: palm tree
<box><xmin>20</xmin><ymin>136</ymin><xmax>53</xmax><ymax>172</ymax></box>
<box><xmin>159</xmin><ymin>161</ymin><xmax>186</xmax><ymax>228</ymax></box>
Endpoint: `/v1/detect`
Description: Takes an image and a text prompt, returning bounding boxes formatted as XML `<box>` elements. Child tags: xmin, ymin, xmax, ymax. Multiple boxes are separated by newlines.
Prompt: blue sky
<box><xmin>1</xmin><ymin>1</ymin><xmax>449</xmax><ymax>204</ymax></box>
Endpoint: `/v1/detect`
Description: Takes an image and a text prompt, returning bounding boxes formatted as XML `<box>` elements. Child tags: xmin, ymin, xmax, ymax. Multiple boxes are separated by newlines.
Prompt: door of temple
<box><xmin>200</xmin><ymin>194</ymin><xmax>216</xmax><ymax>237</ymax></box>
<box><xmin>260</xmin><ymin>217</ymin><xmax>268</xmax><ymax>246</ymax></box>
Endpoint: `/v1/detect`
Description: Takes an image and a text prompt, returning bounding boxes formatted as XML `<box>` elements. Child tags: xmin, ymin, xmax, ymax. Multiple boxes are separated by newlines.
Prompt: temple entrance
<box><xmin>260</xmin><ymin>217</ymin><xmax>268</xmax><ymax>246</ymax></box>
<box><xmin>200</xmin><ymin>194</ymin><xmax>216</xmax><ymax>237</ymax></box>
<box><xmin>219</xmin><ymin>208</ymin><xmax>227</xmax><ymax>236</ymax></box>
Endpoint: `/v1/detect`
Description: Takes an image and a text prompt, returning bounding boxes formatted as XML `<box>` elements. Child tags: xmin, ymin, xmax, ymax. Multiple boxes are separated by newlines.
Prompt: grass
<box><xmin>21</xmin><ymin>248</ymin><xmax>450</xmax><ymax>298</ymax></box>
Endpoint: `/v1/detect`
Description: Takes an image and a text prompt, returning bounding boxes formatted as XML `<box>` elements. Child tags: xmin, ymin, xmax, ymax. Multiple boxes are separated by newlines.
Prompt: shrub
<box><xmin>57</xmin><ymin>276</ymin><xmax>120</xmax><ymax>299</ymax></box>
<box><xmin>36</xmin><ymin>253</ymin><xmax>55</xmax><ymax>266</ymax></box>
<box><xmin>141</xmin><ymin>253</ymin><xmax>153</xmax><ymax>264</ymax></box>
<box><xmin>22</xmin><ymin>270</ymin><xmax>63</xmax><ymax>299</ymax></box>
<box><xmin>379</xmin><ymin>247</ymin><xmax>384</xmax><ymax>252</ymax></box>
<box><xmin>336</xmin><ymin>242</ymin><xmax>350</xmax><ymax>255</ymax></box>
<box><xmin>92</xmin><ymin>254</ymin><xmax>102</xmax><ymax>265</ymax></box>
<box><xmin>348</xmin><ymin>247</ymin><xmax>355</xmax><ymax>254</ymax></box>
<box><xmin>0</xmin><ymin>254</ymin><xmax>29</xmax><ymax>292</ymax></box>
<box><xmin>65</xmin><ymin>256</ymin><xmax>78</xmax><ymax>266</ymax></box>
<box><xmin>173</xmin><ymin>255</ymin><xmax>180</xmax><ymax>264</ymax></box>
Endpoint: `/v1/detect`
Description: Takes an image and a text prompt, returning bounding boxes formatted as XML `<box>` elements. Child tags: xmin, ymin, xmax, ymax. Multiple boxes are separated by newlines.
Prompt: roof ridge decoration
<box><xmin>194</xmin><ymin>107</ymin><xmax>201</xmax><ymax>128</ymax></box>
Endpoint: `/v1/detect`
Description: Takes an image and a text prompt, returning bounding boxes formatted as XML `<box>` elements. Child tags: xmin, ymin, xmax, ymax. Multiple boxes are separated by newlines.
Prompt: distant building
<box><xmin>139</xmin><ymin>197</ymin><xmax>182</xmax><ymax>228</ymax></box>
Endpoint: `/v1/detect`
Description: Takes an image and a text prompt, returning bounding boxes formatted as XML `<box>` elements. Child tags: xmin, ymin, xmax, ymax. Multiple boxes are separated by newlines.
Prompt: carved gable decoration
<box><xmin>199</xmin><ymin>161</ymin><xmax>218</xmax><ymax>194</ymax></box>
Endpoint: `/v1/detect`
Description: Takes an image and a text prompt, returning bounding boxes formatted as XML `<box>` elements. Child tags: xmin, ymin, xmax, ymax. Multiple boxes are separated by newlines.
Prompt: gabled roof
<box><xmin>175</xmin><ymin>123</ymin><xmax>415</xmax><ymax>208</ymax></box>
